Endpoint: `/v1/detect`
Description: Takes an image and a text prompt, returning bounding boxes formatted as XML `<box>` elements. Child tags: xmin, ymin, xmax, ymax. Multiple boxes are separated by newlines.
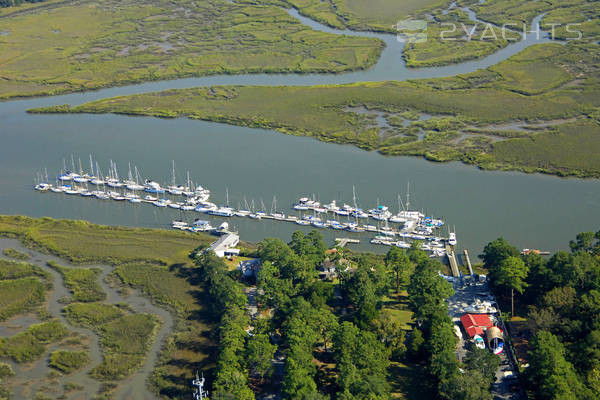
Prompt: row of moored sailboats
<box><xmin>34</xmin><ymin>157</ymin><xmax>456</xmax><ymax>254</ymax></box>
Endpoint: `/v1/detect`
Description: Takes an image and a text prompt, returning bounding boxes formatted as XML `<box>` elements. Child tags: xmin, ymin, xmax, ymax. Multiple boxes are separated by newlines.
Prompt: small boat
<box><xmin>473</xmin><ymin>335</ymin><xmax>486</xmax><ymax>349</ymax></box>
<box><xmin>191</xmin><ymin>219</ymin><xmax>214</xmax><ymax>232</ymax></box>
<box><xmin>209</xmin><ymin>207</ymin><xmax>234</xmax><ymax>217</ymax></box>
<box><xmin>35</xmin><ymin>183</ymin><xmax>52</xmax><ymax>191</ymax></box>
<box><xmin>448</xmin><ymin>232</ymin><xmax>457</xmax><ymax>246</ymax></box>
<box><xmin>295</xmin><ymin>219</ymin><xmax>310</xmax><ymax>226</ymax></box>
<box><xmin>94</xmin><ymin>192</ymin><xmax>110</xmax><ymax>200</ymax></box>
<box><xmin>168</xmin><ymin>202</ymin><xmax>182</xmax><ymax>209</ymax></box>
<box><xmin>153</xmin><ymin>200</ymin><xmax>168</xmax><ymax>207</ymax></box>
<box><xmin>144</xmin><ymin>180</ymin><xmax>165</xmax><ymax>194</ymax></box>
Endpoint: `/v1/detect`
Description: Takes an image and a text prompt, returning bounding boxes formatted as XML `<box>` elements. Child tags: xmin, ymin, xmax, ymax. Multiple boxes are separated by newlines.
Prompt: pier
<box><xmin>33</xmin><ymin>159</ymin><xmax>455</xmax><ymax>255</ymax></box>
<box><xmin>446</xmin><ymin>245</ymin><xmax>460</xmax><ymax>277</ymax></box>
<box><xmin>335</xmin><ymin>238</ymin><xmax>360</xmax><ymax>247</ymax></box>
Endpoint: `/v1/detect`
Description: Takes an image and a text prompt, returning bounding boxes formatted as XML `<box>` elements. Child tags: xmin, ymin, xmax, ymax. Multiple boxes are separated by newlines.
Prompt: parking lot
<box><xmin>446</xmin><ymin>275</ymin><xmax>520</xmax><ymax>400</ymax></box>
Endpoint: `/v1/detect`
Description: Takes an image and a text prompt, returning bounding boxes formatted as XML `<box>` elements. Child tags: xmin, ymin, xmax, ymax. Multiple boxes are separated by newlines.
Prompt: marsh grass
<box><xmin>46</xmin><ymin>43</ymin><xmax>600</xmax><ymax>177</ymax></box>
<box><xmin>49</xmin><ymin>350</ymin><xmax>90</xmax><ymax>374</ymax></box>
<box><xmin>47</xmin><ymin>261</ymin><xmax>106</xmax><ymax>303</ymax></box>
<box><xmin>0</xmin><ymin>0</ymin><xmax>383</xmax><ymax>99</ymax></box>
<box><xmin>64</xmin><ymin>302</ymin><xmax>160</xmax><ymax>380</ymax></box>
<box><xmin>0</xmin><ymin>321</ymin><xmax>68</xmax><ymax>363</ymax></box>
<box><xmin>2</xmin><ymin>247</ymin><xmax>30</xmax><ymax>260</ymax></box>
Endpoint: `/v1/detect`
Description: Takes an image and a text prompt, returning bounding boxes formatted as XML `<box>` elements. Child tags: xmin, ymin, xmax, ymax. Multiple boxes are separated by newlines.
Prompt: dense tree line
<box><xmin>481</xmin><ymin>231</ymin><xmax>600</xmax><ymax>399</ymax></box>
<box><xmin>195</xmin><ymin>251</ymin><xmax>257</xmax><ymax>399</ymax></box>
<box><xmin>256</xmin><ymin>231</ymin><xmax>415</xmax><ymax>399</ymax></box>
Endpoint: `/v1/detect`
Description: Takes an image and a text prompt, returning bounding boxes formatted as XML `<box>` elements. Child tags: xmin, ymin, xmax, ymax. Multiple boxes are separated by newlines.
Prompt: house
<box><xmin>460</xmin><ymin>313</ymin><xmax>493</xmax><ymax>338</ymax></box>
<box><xmin>239</xmin><ymin>259</ymin><xmax>262</xmax><ymax>278</ymax></box>
<box><xmin>207</xmin><ymin>233</ymin><xmax>239</xmax><ymax>258</ymax></box>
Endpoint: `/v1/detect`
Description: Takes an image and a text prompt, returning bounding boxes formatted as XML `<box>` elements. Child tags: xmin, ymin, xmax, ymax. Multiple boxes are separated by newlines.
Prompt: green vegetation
<box><xmin>0</xmin><ymin>215</ymin><xmax>212</xmax><ymax>265</ymax></box>
<box><xmin>0</xmin><ymin>215</ymin><xmax>216</xmax><ymax>397</ymax></box>
<box><xmin>0</xmin><ymin>277</ymin><xmax>46</xmax><ymax>321</ymax></box>
<box><xmin>0</xmin><ymin>0</ymin><xmax>382</xmax><ymax>99</ymax></box>
<box><xmin>0</xmin><ymin>0</ymin><xmax>47</xmax><ymax>9</ymax></box>
<box><xmin>64</xmin><ymin>302</ymin><xmax>159</xmax><ymax>380</ymax></box>
<box><xmin>45</xmin><ymin>42</ymin><xmax>600</xmax><ymax>177</ymax></box>
<box><xmin>0</xmin><ymin>362</ymin><xmax>14</xmax><ymax>400</ymax></box>
<box><xmin>49</xmin><ymin>350</ymin><xmax>90</xmax><ymax>374</ymax></box>
<box><xmin>48</xmin><ymin>261</ymin><xmax>106</xmax><ymax>303</ymax></box>
<box><xmin>2</xmin><ymin>247</ymin><xmax>30</xmax><ymax>260</ymax></box>
<box><xmin>0</xmin><ymin>321</ymin><xmax>68</xmax><ymax>362</ymax></box>
<box><xmin>0</xmin><ymin>257</ymin><xmax>49</xmax><ymax>281</ymax></box>
<box><xmin>481</xmin><ymin>232</ymin><xmax>600</xmax><ymax>399</ymax></box>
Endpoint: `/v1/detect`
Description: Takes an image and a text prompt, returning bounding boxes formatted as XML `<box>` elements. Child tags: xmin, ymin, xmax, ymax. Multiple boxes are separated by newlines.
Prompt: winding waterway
<box><xmin>0</xmin><ymin>7</ymin><xmax>597</xmax><ymax>259</ymax></box>
<box><xmin>0</xmin><ymin>238</ymin><xmax>174</xmax><ymax>400</ymax></box>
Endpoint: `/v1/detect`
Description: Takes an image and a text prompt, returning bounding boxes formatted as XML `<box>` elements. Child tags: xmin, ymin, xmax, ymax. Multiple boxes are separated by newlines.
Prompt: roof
<box><xmin>460</xmin><ymin>313</ymin><xmax>493</xmax><ymax>338</ymax></box>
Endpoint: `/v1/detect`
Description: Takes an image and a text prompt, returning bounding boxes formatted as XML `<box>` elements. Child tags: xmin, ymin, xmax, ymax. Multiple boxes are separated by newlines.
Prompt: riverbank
<box><xmin>35</xmin><ymin>42</ymin><xmax>599</xmax><ymax>178</ymax></box>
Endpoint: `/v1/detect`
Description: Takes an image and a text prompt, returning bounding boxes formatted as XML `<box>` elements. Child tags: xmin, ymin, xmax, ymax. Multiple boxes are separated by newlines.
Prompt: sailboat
<box><xmin>124</xmin><ymin>164</ymin><xmax>144</xmax><ymax>191</ymax></box>
<box><xmin>167</xmin><ymin>161</ymin><xmax>186</xmax><ymax>195</ymax></box>
<box><xmin>106</xmin><ymin>160</ymin><xmax>123</xmax><ymax>188</ymax></box>
<box><xmin>270</xmin><ymin>195</ymin><xmax>285</xmax><ymax>220</ymax></box>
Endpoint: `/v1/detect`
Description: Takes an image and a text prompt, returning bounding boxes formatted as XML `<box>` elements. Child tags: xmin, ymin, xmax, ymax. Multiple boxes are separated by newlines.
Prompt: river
<box><xmin>0</xmin><ymin>7</ymin><xmax>597</xmax><ymax>256</ymax></box>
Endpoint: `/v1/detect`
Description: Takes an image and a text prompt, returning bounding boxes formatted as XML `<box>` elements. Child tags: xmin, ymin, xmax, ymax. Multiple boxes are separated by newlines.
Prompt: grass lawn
<box><xmin>381</xmin><ymin>291</ymin><xmax>413</xmax><ymax>330</ymax></box>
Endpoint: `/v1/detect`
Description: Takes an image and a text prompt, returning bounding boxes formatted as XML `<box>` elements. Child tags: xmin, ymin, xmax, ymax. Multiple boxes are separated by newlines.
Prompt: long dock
<box><xmin>446</xmin><ymin>245</ymin><xmax>460</xmax><ymax>277</ymax></box>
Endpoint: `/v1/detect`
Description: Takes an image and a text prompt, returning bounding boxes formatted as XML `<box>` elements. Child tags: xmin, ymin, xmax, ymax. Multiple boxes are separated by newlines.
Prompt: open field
<box><xmin>41</xmin><ymin>42</ymin><xmax>600</xmax><ymax>177</ymax></box>
<box><xmin>0</xmin><ymin>0</ymin><xmax>383</xmax><ymax>99</ymax></box>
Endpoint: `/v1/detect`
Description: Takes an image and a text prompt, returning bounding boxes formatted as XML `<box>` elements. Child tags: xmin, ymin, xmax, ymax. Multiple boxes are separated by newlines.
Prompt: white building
<box><xmin>207</xmin><ymin>233</ymin><xmax>240</xmax><ymax>258</ymax></box>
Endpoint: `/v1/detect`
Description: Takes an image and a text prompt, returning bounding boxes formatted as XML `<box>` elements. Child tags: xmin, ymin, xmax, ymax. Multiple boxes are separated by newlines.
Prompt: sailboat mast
<box><xmin>406</xmin><ymin>182</ymin><xmax>410</xmax><ymax>210</ymax></box>
<box><xmin>89</xmin><ymin>154</ymin><xmax>94</xmax><ymax>175</ymax></box>
<box><xmin>171</xmin><ymin>160</ymin><xmax>176</xmax><ymax>187</ymax></box>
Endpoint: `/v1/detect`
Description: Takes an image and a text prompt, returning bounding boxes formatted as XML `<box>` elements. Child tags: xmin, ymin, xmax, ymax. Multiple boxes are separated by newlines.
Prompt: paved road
<box><xmin>446</xmin><ymin>277</ymin><xmax>520</xmax><ymax>400</ymax></box>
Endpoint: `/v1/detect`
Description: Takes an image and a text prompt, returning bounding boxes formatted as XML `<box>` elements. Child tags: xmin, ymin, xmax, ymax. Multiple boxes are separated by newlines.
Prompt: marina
<box><xmin>34</xmin><ymin>157</ymin><xmax>454</xmax><ymax>256</ymax></box>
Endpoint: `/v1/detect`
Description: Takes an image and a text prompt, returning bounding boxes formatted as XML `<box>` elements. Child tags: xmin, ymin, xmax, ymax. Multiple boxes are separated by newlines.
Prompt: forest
<box><xmin>194</xmin><ymin>230</ymin><xmax>499</xmax><ymax>399</ymax></box>
<box><xmin>482</xmin><ymin>231</ymin><xmax>600</xmax><ymax>399</ymax></box>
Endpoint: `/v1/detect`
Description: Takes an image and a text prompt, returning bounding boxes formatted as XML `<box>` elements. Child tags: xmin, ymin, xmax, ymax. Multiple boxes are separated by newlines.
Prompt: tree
<box><xmin>569</xmin><ymin>231</ymin><xmax>600</xmax><ymax>256</ymax></box>
<box><xmin>463</xmin><ymin>347</ymin><xmax>500</xmax><ymax>387</ymax></box>
<box><xmin>333</xmin><ymin>322</ymin><xmax>390</xmax><ymax>399</ymax></box>
<box><xmin>385</xmin><ymin>247</ymin><xmax>412</xmax><ymax>293</ymax></box>
<box><xmin>246</xmin><ymin>334</ymin><xmax>277</xmax><ymax>383</ymax></box>
<box><xmin>373</xmin><ymin>310</ymin><xmax>407</xmax><ymax>361</ymax></box>
<box><xmin>492</xmin><ymin>256</ymin><xmax>529</xmax><ymax>316</ymax></box>
<box><xmin>406</xmin><ymin>328</ymin><xmax>425</xmax><ymax>360</ymax></box>
<box><xmin>342</xmin><ymin>265</ymin><xmax>381</xmax><ymax>328</ymax></box>
<box><xmin>480</xmin><ymin>237</ymin><xmax>519</xmax><ymax>270</ymax></box>
<box><xmin>407</xmin><ymin>259</ymin><xmax>454</xmax><ymax>321</ymax></box>
<box><xmin>527</xmin><ymin>331</ymin><xmax>589</xmax><ymax>400</ymax></box>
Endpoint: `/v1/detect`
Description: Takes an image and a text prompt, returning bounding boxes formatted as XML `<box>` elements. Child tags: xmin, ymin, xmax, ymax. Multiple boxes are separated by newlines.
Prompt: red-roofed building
<box><xmin>460</xmin><ymin>313</ymin><xmax>493</xmax><ymax>338</ymax></box>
